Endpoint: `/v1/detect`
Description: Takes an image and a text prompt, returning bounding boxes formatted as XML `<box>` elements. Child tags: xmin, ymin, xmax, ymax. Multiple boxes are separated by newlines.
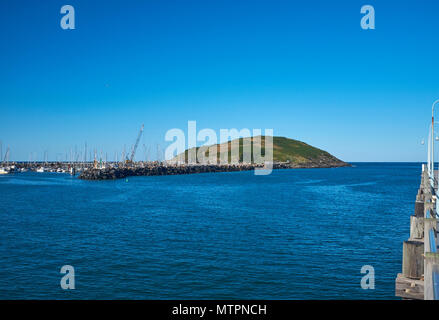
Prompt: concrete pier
<box><xmin>396</xmin><ymin>164</ymin><xmax>439</xmax><ymax>300</ymax></box>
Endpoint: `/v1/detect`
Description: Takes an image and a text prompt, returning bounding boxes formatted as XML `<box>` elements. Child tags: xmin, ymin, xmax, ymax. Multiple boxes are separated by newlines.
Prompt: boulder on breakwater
<box><xmin>78</xmin><ymin>161</ymin><xmax>349</xmax><ymax>181</ymax></box>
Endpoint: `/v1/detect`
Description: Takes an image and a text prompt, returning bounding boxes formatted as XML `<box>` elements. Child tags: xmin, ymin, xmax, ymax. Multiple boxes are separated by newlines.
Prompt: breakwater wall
<box><xmin>78</xmin><ymin>162</ymin><xmax>348</xmax><ymax>180</ymax></box>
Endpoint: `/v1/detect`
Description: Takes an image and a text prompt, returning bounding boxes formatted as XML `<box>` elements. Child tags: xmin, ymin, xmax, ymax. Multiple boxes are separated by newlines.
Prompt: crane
<box><xmin>129</xmin><ymin>124</ymin><xmax>144</xmax><ymax>163</ymax></box>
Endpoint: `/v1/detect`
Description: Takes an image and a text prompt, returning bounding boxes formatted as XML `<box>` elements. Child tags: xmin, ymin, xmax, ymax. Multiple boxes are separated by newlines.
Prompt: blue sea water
<box><xmin>0</xmin><ymin>163</ymin><xmax>420</xmax><ymax>299</ymax></box>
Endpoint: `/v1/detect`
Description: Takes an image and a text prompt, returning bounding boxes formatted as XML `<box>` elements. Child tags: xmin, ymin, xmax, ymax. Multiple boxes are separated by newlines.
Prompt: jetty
<box><xmin>396</xmin><ymin>164</ymin><xmax>439</xmax><ymax>299</ymax></box>
<box><xmin>78</xmin><ymin>161</ymin><xmax>347</xmax><ymax>180</ymax></box>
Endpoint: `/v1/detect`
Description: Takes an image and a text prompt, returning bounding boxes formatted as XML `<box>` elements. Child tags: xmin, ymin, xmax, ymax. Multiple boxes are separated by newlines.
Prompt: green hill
<box><xmin>175</xmin><ymin>136</ymin><xmax>348</xmax><ymax>167</ymax></box>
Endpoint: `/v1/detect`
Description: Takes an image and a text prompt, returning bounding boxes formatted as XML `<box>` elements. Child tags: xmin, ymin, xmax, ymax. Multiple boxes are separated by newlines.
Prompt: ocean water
<box><xmin>0</xmin><ymin>163</ymin><xmax>420</xmax><ymax>299</ymax></box>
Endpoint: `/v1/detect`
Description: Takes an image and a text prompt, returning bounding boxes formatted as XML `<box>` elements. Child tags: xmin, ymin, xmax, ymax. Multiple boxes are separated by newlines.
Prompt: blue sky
<box><xmin>1</xmin><ymin>0</ymin><xmax>438</xmax><ymax>161</ymax></box>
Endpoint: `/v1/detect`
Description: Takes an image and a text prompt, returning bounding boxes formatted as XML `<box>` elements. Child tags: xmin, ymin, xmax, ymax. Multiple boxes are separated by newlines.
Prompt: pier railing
<box><xmin>396</xmin><ymin>164</ymin><xmax>439</xmax><ymax>300</ymax></box>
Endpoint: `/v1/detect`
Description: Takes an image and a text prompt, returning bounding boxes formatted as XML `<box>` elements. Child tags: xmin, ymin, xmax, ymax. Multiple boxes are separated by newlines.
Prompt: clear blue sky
<box><xmin>1</xmin><ymin>0</ymin><xmax>438</xmax><ymax>162</ymax></box>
